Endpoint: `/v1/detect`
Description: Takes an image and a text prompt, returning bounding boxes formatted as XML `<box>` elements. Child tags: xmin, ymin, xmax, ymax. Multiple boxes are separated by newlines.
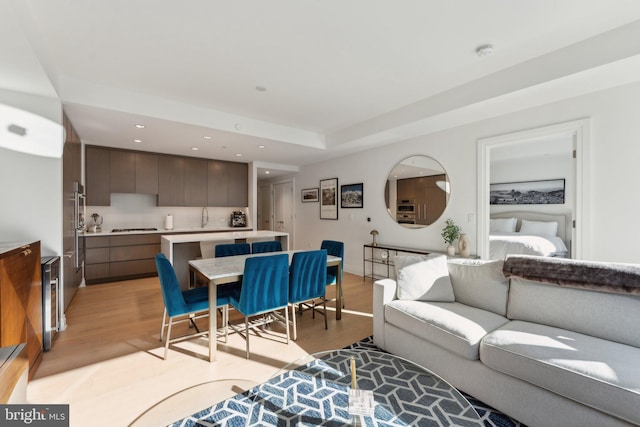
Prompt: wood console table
<box><xmin>363</xmin><ymin>243</ymin><xmax>477</xmax><ymax>281</ymax></box>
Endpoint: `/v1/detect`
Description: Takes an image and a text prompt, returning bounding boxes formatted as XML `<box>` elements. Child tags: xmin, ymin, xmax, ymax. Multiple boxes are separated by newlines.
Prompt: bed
<box><xmin>490</xmin><ymin>211</ymin><xmax>571</xmax><ymax>259</ymax></box>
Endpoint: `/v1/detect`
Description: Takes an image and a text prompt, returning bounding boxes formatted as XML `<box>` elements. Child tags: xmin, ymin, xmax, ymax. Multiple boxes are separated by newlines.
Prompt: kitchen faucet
<box><xmin>201</xmin><ymin>207</ymin><xmax>209</xmax><ymax>228</ymax></box>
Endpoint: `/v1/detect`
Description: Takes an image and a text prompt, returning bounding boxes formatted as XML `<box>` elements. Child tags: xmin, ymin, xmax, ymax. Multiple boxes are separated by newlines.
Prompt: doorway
<box><xmin>477</xmin><ymin>119</ymin><xmax>591</xmax><ymax>260</ymax></box>
<box><xmin>273</xmin><ymin>181</ymin><xmax>294</xmax><ymax>249</ymax></box>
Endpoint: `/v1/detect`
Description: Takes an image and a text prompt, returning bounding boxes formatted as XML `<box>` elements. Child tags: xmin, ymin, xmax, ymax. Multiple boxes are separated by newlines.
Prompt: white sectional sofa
<box><xmin>373</xmin><ymin>254</ymin><xmax>640</xmax><ymax>427</ymax></box>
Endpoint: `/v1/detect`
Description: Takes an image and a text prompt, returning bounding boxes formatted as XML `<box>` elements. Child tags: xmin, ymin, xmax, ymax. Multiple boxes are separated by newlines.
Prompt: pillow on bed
<box><xmin>490</xmin><ymin>217</ymin><xmax>517</xmax><ymax>233</ymax></box>
<box><xmin>519</xmin><ymin>219</ymin><xmax>558</xmax><ymax>236</ymax></box>
<box><xmin>396</xmin><ymin>255</ymin><xmax>455</xmax><ymax>302</ymax></box>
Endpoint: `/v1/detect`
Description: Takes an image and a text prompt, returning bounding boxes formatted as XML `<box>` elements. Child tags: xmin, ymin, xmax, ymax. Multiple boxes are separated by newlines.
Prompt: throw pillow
<box><xmin>519</xmin><ymin>219</ymin><xmax>558</xmax><ymax>236</ymax></box>
<box><xmin>393</xmin><ymin>254</ymin><xmax>437</xmax><ymax>277</ymax></box>
<box><xmin>396</xmin><ymin>255</ymin><xmax>455</xmax><ymax>302</ymax></box>
<box><xmin>447</xmin><ymin>259</ymin><xmax>509</xmax><ymax>316</ymax></box>
<box><xmin>490</xmin><ymin>217</ymin><xmax>517</xmax><ymax>232</ymax></box>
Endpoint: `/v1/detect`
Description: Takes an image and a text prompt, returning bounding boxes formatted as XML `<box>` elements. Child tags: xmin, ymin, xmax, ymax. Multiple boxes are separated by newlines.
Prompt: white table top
<box><xmin>189</xmin><ymin>250</ymin><xmax>341</xmax><ymax>282</ymax></box>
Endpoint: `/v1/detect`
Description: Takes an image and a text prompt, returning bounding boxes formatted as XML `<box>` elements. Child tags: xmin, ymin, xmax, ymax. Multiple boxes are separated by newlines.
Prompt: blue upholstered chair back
<box><xmin>251</xmin><ymin>240</ymin><xmax>283</xmax><ymax>254</ymax></box>
<box><xmin>289</xmin><ymin>250</ymin><xmax>327</xmax><ymax>303</ymax></box>
<box><xmin>215</xmin><ymin>243</ymin><xmax>251</xmax><ymax>257</ymax></box>
<box><xmin>238</xmin><ymin>254</ymin><xmax>289</xmax><ymax>315</ymax></box>
<box><xmin>321</xmin><ymin>240</ymin><xmax>344</xmax><ymax>284</ymax></box>
<box><xmin>155</xmin><ymin>253</ymin><xmax>189</xmax><ymax>317</ymax></box>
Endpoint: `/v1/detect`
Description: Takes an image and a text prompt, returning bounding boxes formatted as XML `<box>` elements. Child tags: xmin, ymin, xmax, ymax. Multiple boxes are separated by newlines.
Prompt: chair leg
<box><xmin>223</xmin><ymin>305</ymin><xmax>229</xmax><ymax>342</ymax></box>
<box><xmin>291</xmin><ymin>303</ymin><xmax>297</xmax><ymax>341</ymax></box>
<box><xmin>245</xmin><ymin>316</ymin><xmax>250</xmax><ymax>359</ymax></box>
<box><xmin>284</xmin><ymin>307</ymin><xmax>290</xmax><ymax>344</ymax></box>
<box><xmin>164</xmin><ymin>318</ymin><xmax>173</xmax><ymax>360</ymax></box>
<box><xmin>160</xmin><ymin>307</ymin><xmax>167</xmax><ymax>341</ymax></box>
<box><xmin>323</xmin><ymin>299</ymin><xmax>328</xmax><ymax>330</ymax></box>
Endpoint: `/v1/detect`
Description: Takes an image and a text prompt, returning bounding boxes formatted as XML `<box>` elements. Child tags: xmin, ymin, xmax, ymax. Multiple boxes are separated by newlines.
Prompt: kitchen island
<box><xmin>161</xmin><ymin>230</ymin><xmax>289</xmax><ymax>288</ymax></box>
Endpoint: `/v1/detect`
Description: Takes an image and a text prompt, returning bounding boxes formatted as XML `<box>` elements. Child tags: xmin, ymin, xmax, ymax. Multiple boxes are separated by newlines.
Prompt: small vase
<box><xmin>458</xmin><ymin>234</ymin><xmax>470</xmax><ymax>258</ymax></box>
<box><xmin>446</xmin><ymin>245</ymin><xmax>456</xmax><ymax>256</ymax></box>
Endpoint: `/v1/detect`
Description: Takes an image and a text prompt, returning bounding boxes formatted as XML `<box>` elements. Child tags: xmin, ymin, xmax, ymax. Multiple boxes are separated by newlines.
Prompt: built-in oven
<box><xmin>397</xmin><ymin>213</ymin><xmax>416</xmax><ymax>224</ymax></box>
<box><xmin>397</xmin><ymin>200</ymin><xmax>416</xmax><ymax>214</ymax></box>
<box><xmin>41</xmin><ymin>256</ymin><xmax>60</xmax><ymax>351</ymax></box>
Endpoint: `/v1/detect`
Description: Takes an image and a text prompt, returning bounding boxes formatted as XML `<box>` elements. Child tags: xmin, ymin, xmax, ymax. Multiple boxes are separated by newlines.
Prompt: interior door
<box><xmin>258</xmin><ymin>184</ymin><xmax>272</xmax><ymax>230</ymax></box>
<box><xmin>273</xmin><ymin>181</ymin><xmax>294</xmax><ymax>249</ymax></box>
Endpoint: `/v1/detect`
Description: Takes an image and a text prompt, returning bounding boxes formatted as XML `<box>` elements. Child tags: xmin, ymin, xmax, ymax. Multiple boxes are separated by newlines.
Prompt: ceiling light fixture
<box><xmin>236</xmin><ymin>153</ymin><xmax>242</xmax><ymax>157</ymax></box>
<box><xmin>265</xmin><ymin>171</ymin><xmax>270</xmax><ymax>174</ymax></box>
<box><xmin>191</xmin><ymin>147</ymin><xmax>199</xmax><ymax>151</ymax></box>
<box><xmin>133</xmin><ymin>139</ymin><xmax>142</xmax><ymax>143</ymax></box>
<box><xmin>135</xmin><ymin>124</ymin><xmax>145</xmax><ymax>129</ymax></box>
<box><xmin>476</xmin><ymin>44</ymin><xmax>494</xmax><ymax>57</ymax></box>
<box><xmin>203</xmin><ymin>135</ymin><xmax>212</xmax><ymax>140</ymax></box>
<box><xmin>258</xmin><ymin>145</ymin><xmax>265</xmax><ymax>149</ymax></box>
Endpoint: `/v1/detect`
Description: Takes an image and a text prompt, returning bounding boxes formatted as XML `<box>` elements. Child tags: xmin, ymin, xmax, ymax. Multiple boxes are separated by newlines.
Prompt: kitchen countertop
<box><xmin>83</xmin><ymin>226</ymin><xmax>252</xmax><ymax>237</ymax></box>
<box><xmin>0</xmin><ymin>241</ymin><xmax>34</xmax><ymax>256</ymax></box>
<box><xmin>161</xmin><ymin>230</ymin><xmax>287</xmax><ymax>244</ymax></box>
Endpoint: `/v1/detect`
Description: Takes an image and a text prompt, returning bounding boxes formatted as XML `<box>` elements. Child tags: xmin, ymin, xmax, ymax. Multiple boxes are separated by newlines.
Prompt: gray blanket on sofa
<box><xmin>503</xmin><ymin>255</ymin><xmax>640</xmax><ymax>295</ymax></box>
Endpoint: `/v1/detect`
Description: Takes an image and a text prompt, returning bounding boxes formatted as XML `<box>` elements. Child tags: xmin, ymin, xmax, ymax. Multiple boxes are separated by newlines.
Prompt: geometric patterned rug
<box><xmin>168</xmin><ymin>337</ymin><xmax>526</xmax><ymax>427</ymax></box>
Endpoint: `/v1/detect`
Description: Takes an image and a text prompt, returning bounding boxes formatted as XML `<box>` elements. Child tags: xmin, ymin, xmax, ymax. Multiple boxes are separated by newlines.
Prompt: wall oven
<box><xmin>397</xmin><ymin>200</ymin><xmax>416</xmax><ymax>213</ymax></box>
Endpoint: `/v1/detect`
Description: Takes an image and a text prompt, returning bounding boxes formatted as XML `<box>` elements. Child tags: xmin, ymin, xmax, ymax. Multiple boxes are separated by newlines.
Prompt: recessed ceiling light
<box><xmin>255</xmin><ymin>86</ymin><xmax>267</xmax><ymax>92</ymax></box>
<box><xmin>265</xmin><ymin>170</ymin><xmax>270</xmax><ymax>174</ymax></box>
<box><xmin>258</xmin><ymin>145</ymin><xmax>265</xmax><ymax>149</ymax></box>
<box><xmin>133</xmin><ymin>139</ymin><xmax>142</xmax><ymax>143</ymax></box>
<box><xmin>203</xmin><ymin>135</ymin><xmax>212</xmax><ymax>140</ymax></box>
<box><xmin>236</xmin><ymin>153</ymin><xmax>242</xmax><ymax>157</ymax></box>
<box><xmin>135</xmin><ymin>124</ymin><xmax>145</xmax><ymax>129</ymax></box>
<box><xmin>476</xmin><ymin>44</ymin><xmax>494</xmax><ymax>57</ymax></box>
<box><xmin>191</xmin><ymin>147</ymin><xmax>199</xmax><ymax>151</ymax></box>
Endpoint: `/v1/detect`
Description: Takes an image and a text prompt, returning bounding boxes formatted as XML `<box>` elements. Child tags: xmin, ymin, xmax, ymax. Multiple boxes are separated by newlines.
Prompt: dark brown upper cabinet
<box><xmin>135</xmin><ymin>152</ymin><xmax>159</xmax><ymax>194</ymax></box>
<box><xmin>86</xmin><ymin>146</ymin><xmax>111</xmax><ymax>206</ymax></box>
<box><xmin>207</xmin><ymin>160</ymin><xmax>229</xmax><ymax>207</ymax></box>
<box><xmin>158</xmin><ymin>155</ymin><xmax>184</xmax><ymax>206</ymax></box>
<box><xmin>110</xmin><ymin>150</ymin><xmax>136</xmax><ymax>193</ymax></box>
<box><xmin>184</xmin><ymin>158</ymin><xmax>208</xmax><ymax>207</ymax></box>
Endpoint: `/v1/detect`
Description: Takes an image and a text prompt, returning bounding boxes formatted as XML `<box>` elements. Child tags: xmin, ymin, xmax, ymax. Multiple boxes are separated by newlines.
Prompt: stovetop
<box><xmin>111</xmin><ymin>227</ymin><xmax>159</xmax><ymax>232</ymax></box>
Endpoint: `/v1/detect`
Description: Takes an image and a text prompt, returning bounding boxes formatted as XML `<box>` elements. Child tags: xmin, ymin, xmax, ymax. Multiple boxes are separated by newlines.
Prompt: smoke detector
<box><xmin>476</xmin><ymin>44</ymin><xmax>494</xmax><ymax>57</ymax></box>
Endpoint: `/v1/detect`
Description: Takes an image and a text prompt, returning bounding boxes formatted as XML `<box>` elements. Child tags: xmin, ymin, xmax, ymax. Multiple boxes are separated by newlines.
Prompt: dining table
<box><xmin>188</xmin><ymin>250</ymin><xmax>343</xmax><ymax>362</ymax></box>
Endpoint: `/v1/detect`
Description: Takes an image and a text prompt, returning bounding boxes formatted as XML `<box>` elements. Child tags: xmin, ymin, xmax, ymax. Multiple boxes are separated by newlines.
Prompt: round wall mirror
<box><xmin>385</xmin><ymin>155</ymin><xmax>450</xmax><ymax>228</ymax></box>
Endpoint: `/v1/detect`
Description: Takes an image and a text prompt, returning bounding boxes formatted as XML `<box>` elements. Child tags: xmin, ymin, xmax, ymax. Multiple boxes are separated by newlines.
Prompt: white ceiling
<box><xmin>3</xmin><ymin>1</ymin><xmax>640</xmax><ymax>176</ymax></box>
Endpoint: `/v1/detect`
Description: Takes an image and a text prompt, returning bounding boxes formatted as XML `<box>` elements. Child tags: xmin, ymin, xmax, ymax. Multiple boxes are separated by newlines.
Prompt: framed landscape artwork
<box><xmin>320</xmin><ymin>178</ymin><xmax>338</xmax><ymax>219</ymax></box>
<box><xmin>341</xmin><ymin>183</ymin><xmax>363</xmax><ymax>208</ymax></box>
<box><xmin>301</xmin><ymin>188</ymin><xmax>319</xmax><ymax>203</ymax></box>
<box><xmin>490</xmin><ymin>178</ymin><xmax>565</xmax><ymax>205</ymax></box>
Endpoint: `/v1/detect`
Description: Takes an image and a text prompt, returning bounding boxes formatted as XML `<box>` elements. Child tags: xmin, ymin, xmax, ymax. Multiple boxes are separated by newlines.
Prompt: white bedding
<box><xmin>489</xmin><ymin>232</ymin><xmax>568</xmax><ymax>259</ymax></box>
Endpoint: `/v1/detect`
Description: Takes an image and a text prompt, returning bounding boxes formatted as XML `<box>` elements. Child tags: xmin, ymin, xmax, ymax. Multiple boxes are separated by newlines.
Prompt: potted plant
<box><xmin>441</xmin><ymin>218</ymin><xmax>461</xmax><ymax>256</ymax></box>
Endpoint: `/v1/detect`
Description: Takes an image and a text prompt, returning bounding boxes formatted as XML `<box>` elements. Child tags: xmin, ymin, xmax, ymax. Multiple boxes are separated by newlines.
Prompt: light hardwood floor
<box><xmin>28</xmin><ymin>273</ymin><xmax>374</xmax><ymax>426</ymax></box>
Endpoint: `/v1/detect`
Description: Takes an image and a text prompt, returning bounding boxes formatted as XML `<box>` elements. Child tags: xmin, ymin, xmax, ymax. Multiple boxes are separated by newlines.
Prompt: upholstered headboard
<box><xmin>490</xmin><ymin>211</ymin><xmax>572</xmax><ymax>256</ymax></box>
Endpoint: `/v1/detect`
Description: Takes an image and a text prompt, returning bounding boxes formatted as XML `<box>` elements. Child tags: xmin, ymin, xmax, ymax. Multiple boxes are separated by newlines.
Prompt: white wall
<box><xmin>295</xmin><ymin>81</ymin><xmax>640</xmax><ymax>271</ymax></box>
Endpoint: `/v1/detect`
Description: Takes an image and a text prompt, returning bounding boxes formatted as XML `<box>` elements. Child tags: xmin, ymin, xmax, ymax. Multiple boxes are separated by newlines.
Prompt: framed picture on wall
<box><xmin>341</xmin><ymin>183</ymin><xmax>363</xmax><ymax>208</ymax></box>
<box><xmin>320</xmin><ymin>178</ymin><xmax>338</xmax><ymax>220</ymax></box>
<box><xmin>301</xmin><ymin>188</ymin><xmax>319</xmax><ymax>203</ymax></box>
<box><xmin>490</xmin><ymin>178</ymin><xmax>565</xmax><ymax>205</ymax></box>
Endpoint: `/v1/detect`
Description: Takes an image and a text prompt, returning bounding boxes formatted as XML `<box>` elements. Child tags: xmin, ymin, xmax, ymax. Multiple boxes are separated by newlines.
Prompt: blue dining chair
<box><xmin>215</xmin><ymin>243</ymin><xmax>251</xmax><ymax>257</ymax></box>
<box><xmin>251</xmin><ymin>240</ymin><xmax>283</xmax><ymax>254</ymax></box>
<box><xmin>288</xmin><ymin>250</ymin><xmax>328</xmax><ymax>340</ymax></box>
<box><xmin>228</xmin><ymin>253</ymin><xmax>290</xmax><ymax>359</ymax></box>
<box><xmin>155</xmin><ymin>253</ymin><xmax>234</xmax><ymax>360</ymax></box>
<box><xmin>321</xmin><ymin>240</ymin><xmax>345</xmax><ymax>307</ymax></box>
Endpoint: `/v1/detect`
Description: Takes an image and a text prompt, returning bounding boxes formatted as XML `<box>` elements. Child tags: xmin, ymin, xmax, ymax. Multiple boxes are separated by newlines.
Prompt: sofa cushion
<box><xmin>447</xmin><ymin>259</ymin><xmax>509</xmax><ymax>316</ymax></box>
<box><xmin>385</xmin><ymin>300</ymin><xmax>509</xmax><ymax>360</ymax></box>
<box><xmin>481</xmin><ymin>320</ymin><xmax>640</xmax><ymax>425</ymax></box>
<box><xmin>508</xmin><ymin>277</ymin><xmax>640</xmax><ymax>347</ymax></box>
<box><xmin>396</xmin><ymin>255</ymin><xmax>455</xmax><ymax>302</ymax></box>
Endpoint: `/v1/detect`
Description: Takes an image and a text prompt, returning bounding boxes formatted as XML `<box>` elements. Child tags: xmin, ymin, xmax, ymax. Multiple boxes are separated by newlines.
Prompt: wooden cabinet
<box><xmin>227</xmin><ymin>161</ymin><xmax>248</xmax><ymax>207</ymax></box>
<box><xmin>0</xmin><ymin>343</ymin><xmax>28</xmax><ymax>403</ymax></box>
<box><xmin>86</xmin><ymin>146</ymin><xmax>111</xmax><ymax>206</ymax></box>
<box><xmin>208</xmin><ymin>160</ymin><xmax>248</xmax><ymax>207</ymax></box>
<box><xmin>85</xmin><ymin>235</ymin><xmax>160</xmax><ymax>284</ymax></box>
<box><xmin>184</xmin><ymin>158</ymin><xmax>208</xmax><ymax>207</ymax></box>
<box><xmin>158</xmin><ymin>155</ymin><xmax>185</xmax><ymax>206</ymax></box>
<box><xmin>135</xmin><ymin>152</ymin><xmax>158</xmax><ymax>194</ymax></box>
<box><xmin>0</xmin><ymin>242</ymin><xmax>42</xmax><ymax>379</ymax></box>
<box><xmin>396</xmin><ymin>178</ymin><xmax>416</xmax><ymax>202</ymax></box>
<box><xmin>110</xmin><ymin>150</ymin><xmax>136</xmax><ymax>194</ymax></box>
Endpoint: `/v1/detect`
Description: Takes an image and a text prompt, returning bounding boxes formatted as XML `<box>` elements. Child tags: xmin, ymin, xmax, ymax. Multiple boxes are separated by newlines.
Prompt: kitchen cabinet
<box><xmin>0</xmin><ymin>241</ymin><xmax>42</xmax><ymax>379</ymax></box>
<box><xmin>0</xmin><ymin>343</ymin><xmax>28</xmax><ymax>403</ymax></box>
<box><xmin>396</xmin><ymin>178</ymin><xmax>416</xmax><ymax>202</ymax></box>
<box><xmin>208</xmin><ymin>160</ymin><xmax>248</xmax><ymax>207</ymax></box>
<box><xmin>158</xmin><ymin>155</ymin><xmax>185</xmax><ymax>206</ymax></box>
<box><xmin>184</xmin><ymin>158</ymin><xmax>208</xmax><ymax>207</ymax></box>
<box><xmin>86</xmin><ymin>146</ymin><xmax>111</xmax><ymax>206</ymax></box>
<box><xmin>110</xmin><ymin>150</ymin><xmax>136</xmax><ymax>193</ymax></box>
<box><xmin>85</xmin><ymin>235</ymin><xmax>160</xmax><ymax>284</ymax></box>
<box><xmin>135</xmin><ymin>152</ymin><xmax>158</xmax><ymax>194</ymax></box>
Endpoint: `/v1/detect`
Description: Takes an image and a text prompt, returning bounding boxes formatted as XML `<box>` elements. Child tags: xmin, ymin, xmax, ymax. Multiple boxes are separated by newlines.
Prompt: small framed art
<box><xmin>301</xmin><ymin>188</ymin><xmax>319</xmax><ymax>203</ymax></box>
<box><xmin>341</xmin><ymin>183</ymin><xmax>363</xmax><ymax>208</ymax></box>
<box><xmin>320</xmin><ymin>178</ymin><xmax>338</xmax><ymax>220</ymax></box>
